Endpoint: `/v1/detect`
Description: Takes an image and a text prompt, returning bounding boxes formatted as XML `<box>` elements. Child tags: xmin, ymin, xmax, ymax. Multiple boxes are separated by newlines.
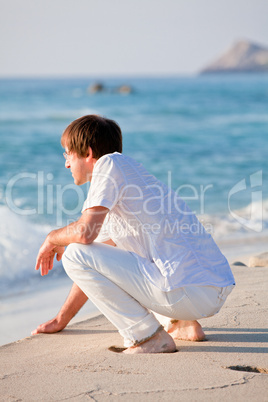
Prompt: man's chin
<box><xmin>72</xmin><ymin>177</ymin><xmax>79</xmax><ymax>185</ymax></box>
<box><xmin>73</xmin><ymin>178</ymin><xmax>88</xmax><ymax>186</ymax></box>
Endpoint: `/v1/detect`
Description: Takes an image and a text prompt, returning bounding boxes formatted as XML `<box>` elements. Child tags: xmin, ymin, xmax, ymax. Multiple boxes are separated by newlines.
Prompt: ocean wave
<box><xmin>0</xmin><ymin>206</ymin><xmax>60</xmax><ymax>290</ymax></box>
<box><xmin>199</xmin><ymin>198</ymin><xmax>268</xmax><ymax>240</ymax></box>
<box><xmin>206</xmin><ymin>113</ymin><xmax>268</xmax><ymax>127</ymax></box>
<box><xmin>0</xmin><ymin>108</ymin><xmax>99</xmax><ymax>124</ymax></box>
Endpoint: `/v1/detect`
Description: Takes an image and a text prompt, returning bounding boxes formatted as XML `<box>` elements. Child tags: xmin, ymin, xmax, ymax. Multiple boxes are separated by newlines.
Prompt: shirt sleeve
<box><xmin>82</xmin><ymin>154</ymin><xmax>125</xmax><ymax>213</ymax></box>
<box><xmin>94</xmin><ymin>215</ymin><xmax>111</xmax><ymax>243</ymax></box>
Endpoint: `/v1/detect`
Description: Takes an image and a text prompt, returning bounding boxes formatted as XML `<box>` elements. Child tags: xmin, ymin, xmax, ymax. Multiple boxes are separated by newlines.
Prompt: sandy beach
<box><xmin>0</xmin><ymin>242</ymin><xmax>268</xmax><ymax>401</ymax></box>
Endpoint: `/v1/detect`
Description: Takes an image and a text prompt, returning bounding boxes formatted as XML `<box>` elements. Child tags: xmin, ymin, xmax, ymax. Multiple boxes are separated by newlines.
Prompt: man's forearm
<box><xmin>58</xmin><ymin>282</ymin><xmax>88</xmax><ymax>325</ymax></box>
<box><xmin>47</xmin><ymin>222</ymin><xmax>84</xmax><ymax>248</ymax></box>
<box><xmin>46</xmin><ymin>207</ymin><xmax>109</xmax><ymax>248</ymax></box>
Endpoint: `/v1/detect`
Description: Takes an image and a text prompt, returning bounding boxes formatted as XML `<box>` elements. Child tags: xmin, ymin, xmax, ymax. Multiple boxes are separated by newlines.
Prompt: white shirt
<box><xmin>82</xmin><ymin>152</ymin><xmax>235</xmax><ymax>291</ymax></box>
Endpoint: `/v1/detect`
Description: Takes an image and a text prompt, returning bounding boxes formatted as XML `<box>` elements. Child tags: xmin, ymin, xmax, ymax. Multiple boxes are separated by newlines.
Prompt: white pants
<box><xmin>62</xmin><ymin>242</ymin><xmax>234</xmax><ymax>347</ymax></box>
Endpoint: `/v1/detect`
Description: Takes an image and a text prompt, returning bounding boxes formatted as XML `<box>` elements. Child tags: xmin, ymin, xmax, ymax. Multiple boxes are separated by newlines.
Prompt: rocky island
<box><xmin>200</xmin><ymin>40</ymin><xmax>268</xmax><ymax>74</ymax></box>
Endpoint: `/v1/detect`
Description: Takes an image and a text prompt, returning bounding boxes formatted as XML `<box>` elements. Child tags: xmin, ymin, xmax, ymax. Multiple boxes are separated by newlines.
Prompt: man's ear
<box><xmin>86</xmin><ymin>147</ymin><xmax>93</xmax><ymax>161</ymax></box>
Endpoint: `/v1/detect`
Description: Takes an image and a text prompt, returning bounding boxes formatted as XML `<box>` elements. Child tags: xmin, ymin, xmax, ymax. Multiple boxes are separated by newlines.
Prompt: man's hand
<box><xmin>31</xmin><ymin>283</ymin><xmax>88</xmax><ymax>335</ymax></box>
<box><xmin>35</xmin><ymin>237</ymin><xmax>65</xmax><ymax>276</ymax></box>
<box><xmin>35</xmin><ymin>207</ymin><xmax>108</xmax><ymax>276</ymax></box>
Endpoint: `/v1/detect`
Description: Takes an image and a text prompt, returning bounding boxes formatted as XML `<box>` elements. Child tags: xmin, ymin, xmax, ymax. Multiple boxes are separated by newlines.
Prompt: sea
<box><xmin>0</xmin><ymin>75</ymin><xmax>268</xmax><ymax>345</ymax></box>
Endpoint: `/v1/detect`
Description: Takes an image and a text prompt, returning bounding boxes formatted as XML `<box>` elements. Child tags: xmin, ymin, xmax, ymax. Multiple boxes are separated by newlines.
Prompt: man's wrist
<box><xmin>57</xmin><ymin>311</ymin><xmax>69</xmax><ymax>327</ymax></box>
<box><xmin>47</xmin><ymin>230</ymin><xmax>58</xmax><ymax>246</ymax></box>
<box><xmin>46</xmin><ymin>230</ymin><xmax>54</xmax><ymax>244</ymax></box>
<box><xmin>58</xmin><ymin>309</ymin><xmax>75</xmax><ymax>327</ymax></box>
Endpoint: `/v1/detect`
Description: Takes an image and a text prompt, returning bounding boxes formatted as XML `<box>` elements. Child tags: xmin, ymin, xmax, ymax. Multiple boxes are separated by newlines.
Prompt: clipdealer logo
<box><xmin>3</xmin><ymin>169</ymin><xmax>264</xmax><ymax>234</ymax></box>
<box><xmin>228</xmin><ymin>170</ymin><xmax>263</xmax><ymax>232</ymax></box>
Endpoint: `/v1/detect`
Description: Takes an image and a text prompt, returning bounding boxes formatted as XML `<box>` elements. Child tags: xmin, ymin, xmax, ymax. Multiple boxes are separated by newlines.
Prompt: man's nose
<box><xmin>65</xmin><ymin>160</ymin><xmax>71</xmax><ymax>168</ymax></box>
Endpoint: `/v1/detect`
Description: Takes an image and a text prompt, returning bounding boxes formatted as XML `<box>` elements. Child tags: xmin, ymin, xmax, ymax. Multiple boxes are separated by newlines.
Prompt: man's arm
<box><xmin>32</xmin><ymin>238</ymin><xmax>116</xmax><ymax>335</ymax></box>
<box><xmin>31</xmin><ymin>282</ymin><xmax>88</xmax><ymax>335</ymax></box>
<box><xmin>35</xmin><ymin>206</ymin><xmax>109</xmax><ymax>276</ymax></box>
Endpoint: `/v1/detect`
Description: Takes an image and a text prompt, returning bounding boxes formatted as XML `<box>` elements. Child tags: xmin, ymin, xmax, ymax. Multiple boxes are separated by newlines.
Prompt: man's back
<box><xmin>83</xmin><ymin>152</ymin><xmax>235</xmax><ymax>290</ymax></box>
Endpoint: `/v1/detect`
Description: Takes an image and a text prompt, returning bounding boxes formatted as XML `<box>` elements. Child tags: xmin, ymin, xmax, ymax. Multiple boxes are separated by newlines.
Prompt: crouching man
<box><xmin>33</xmin><ymin>115</ymin><xmax>235</xmax><ymax>354</ymax></box>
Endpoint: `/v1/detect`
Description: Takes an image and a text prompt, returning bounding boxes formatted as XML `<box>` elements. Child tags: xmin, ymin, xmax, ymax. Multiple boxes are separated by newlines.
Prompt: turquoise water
<box><xmin>0</xmin><ymin>75</ymin><xmax>268</xmax><ymax>289</ymax></box>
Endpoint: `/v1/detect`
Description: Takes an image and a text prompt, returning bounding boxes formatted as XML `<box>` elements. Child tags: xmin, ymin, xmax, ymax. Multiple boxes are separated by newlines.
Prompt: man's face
<box><xmin>64</xmin><ymin>150</ymin><xmax>92</xmax><ymax>185</ymax></box>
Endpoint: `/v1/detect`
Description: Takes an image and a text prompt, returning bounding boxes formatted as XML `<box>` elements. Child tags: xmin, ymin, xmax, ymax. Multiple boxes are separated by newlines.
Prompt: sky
<box><xmin>0</xmin><ymin>0</ymin><xmax>268</xmax><ymax>77</ymax></box>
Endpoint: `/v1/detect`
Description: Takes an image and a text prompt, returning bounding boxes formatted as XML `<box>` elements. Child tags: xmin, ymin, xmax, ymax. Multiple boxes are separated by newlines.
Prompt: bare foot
<box><xmin>168</xmin><ymin>320</ymin><xmax>205</xmax><ymax>341</ymax></box>
<box><xmin>31</xmin><ymin>316</ymin><xmax>67</xmax><ymax>335</ymax></box>
<box><xmin>123</xmin><ymin>329</ymin><xmax>176</xmax><ymax>354</ymax></box>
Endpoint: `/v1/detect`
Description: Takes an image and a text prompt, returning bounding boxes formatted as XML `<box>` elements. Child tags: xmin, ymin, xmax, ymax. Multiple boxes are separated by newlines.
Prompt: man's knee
<box><xmin>62</xmin><ymin>243</ymin><xmax>76</xmax><ymax>262</ymax></box>
<box><xmin>62</xmin><ymin>243</ymin><xmax>85</xmax><ymax>274</ymax></box>
<box><xmin>62</xmin><ymin>244</ymin><xmax>74</xmax><ymax>275</ymax></box>
<box><xmin>62</xmin><ymin>243</ymin><xmax>89</xmax><ymax>274</ymax></box>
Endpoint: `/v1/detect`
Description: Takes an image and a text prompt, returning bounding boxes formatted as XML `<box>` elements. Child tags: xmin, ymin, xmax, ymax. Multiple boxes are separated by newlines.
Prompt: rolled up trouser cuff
<box><xmin>119</xmin><ymin>312</ymin><xmax>163</xmax><ymax>348</ymax></box>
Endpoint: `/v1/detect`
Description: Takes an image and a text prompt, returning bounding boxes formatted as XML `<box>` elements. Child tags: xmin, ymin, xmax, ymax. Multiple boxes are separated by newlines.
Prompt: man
<box><xmin>33</xmin><ymin>115</ymin><xmax>235</xmax><ymax>354</ymax></box>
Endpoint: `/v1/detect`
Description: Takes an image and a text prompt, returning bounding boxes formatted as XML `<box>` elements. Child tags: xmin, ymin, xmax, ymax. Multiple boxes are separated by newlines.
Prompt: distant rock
<box><xmin>200</xmin><ymin>40</ymin><xmax>268</xmax><ymax>74</ymax></box>
<box><xmin>232</xmin><ymin>261</ymin><xmax>247</xmax><ymax>267</ymax></box>
<box><xmin>87</xmin><ymin>83</ymin><xmax>133</xmax><ymax>95</ymax></box>
<box><xmin>87</xmin><ymin>82</ymin><xmax>105</xmax><ymax>94</ymax></box>
<box><xmin>116</xmin><ymin>85</ymin><xmax>133</xmax><ymax>95</ymax></box>
<box><xmin>248</xmin><ymin>252</ymin><xmax>268</xmax><ymax>267</ymax></box>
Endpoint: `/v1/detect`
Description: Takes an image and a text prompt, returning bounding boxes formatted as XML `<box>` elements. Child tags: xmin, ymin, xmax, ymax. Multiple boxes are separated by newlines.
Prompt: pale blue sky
<box><xmin>0</xmin><ymin>0</ymin><xmax>267</xmax><ymax>77</ymax></box>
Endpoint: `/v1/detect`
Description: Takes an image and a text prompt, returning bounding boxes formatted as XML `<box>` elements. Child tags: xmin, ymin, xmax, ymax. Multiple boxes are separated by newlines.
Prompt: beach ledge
<box><xmin>1</xmin><ymin>264</ymin><xmax>268</xmax><ymax>401</ymax></box>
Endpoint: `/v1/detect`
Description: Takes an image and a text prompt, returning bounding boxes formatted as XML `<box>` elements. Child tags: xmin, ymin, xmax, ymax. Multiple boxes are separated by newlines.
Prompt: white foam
<box><xmin>0</xmin><ymin>206</ymin><xmax>55</xmax><ymax>286</ymax></box>
<box><xmin>199</xmin><ymin>198</ymin><xmax>268</xmax><ymax>240</ymax></box>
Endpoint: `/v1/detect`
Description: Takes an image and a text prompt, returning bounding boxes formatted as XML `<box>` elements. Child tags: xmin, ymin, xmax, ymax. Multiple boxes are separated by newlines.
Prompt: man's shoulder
<box><xmin>95</xmin><ymin>153</ymin><xmax>152</xmax><ymax>184</ymax></box>
<box><xmin>93</xmin><ymin>153</ymin><xmax>130</xmax><ymax>180</ymax></box>
<box><xmin>96</xmin><ymin>152</ymin><xmax>137</xmax><ymax>169</ymax></box>
<box><xmin>97</xmin><ymin>152</ymin><xmax>122</xmax><ymax>164</ymax></box>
